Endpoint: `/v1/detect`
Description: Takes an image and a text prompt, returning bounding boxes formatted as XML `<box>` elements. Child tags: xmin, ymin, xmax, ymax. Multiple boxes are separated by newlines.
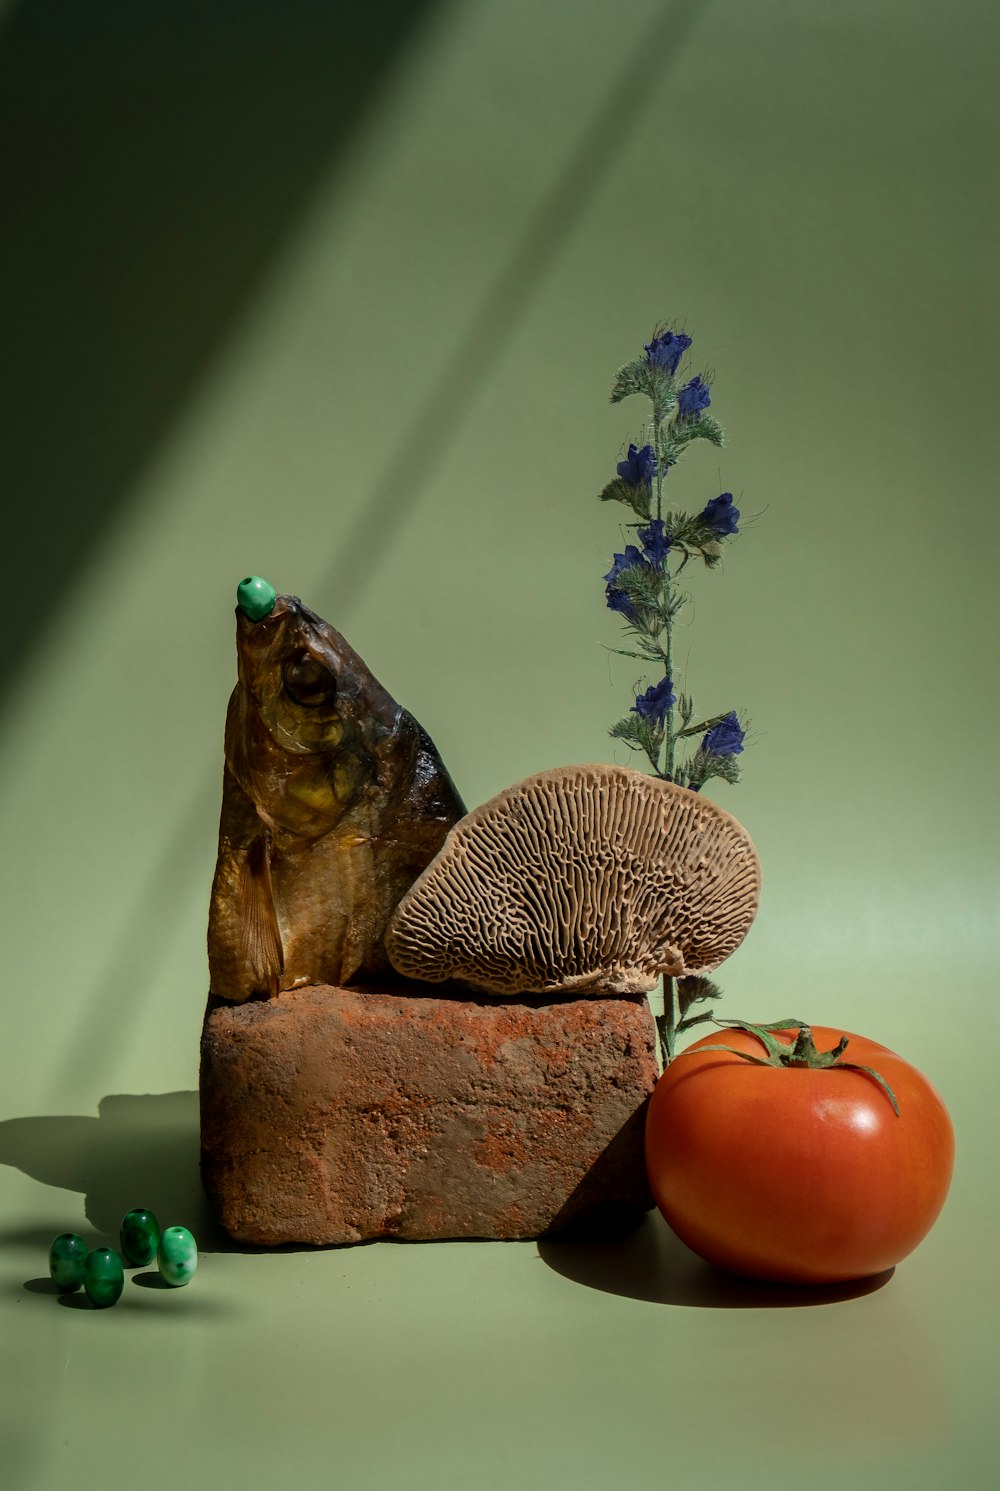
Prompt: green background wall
<box><xmin>2</xmin><ymin>2</ymin><xmax>997</xmax><ymax>1488</ymax></box>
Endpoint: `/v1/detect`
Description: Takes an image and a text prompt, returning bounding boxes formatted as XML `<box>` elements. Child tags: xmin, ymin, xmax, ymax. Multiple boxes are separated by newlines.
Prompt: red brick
<box><xmin>200</xmin><ymin>982</ymin><xmax>657</xmax><ymax>1244</ymax></box>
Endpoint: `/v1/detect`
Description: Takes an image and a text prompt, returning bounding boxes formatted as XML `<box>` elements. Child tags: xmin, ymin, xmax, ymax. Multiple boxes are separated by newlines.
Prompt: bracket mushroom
<box><xmin>385</xmin><ymin>764</ymin><xmax>761</xmax><ymax>997</ymax></box>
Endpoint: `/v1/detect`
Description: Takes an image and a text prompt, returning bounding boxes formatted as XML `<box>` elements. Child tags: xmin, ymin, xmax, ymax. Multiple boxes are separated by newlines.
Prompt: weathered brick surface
<box><xmin>200</xmin><ymin>982</ymin><xmax>657</xmax><ymax>1244</ymax></box>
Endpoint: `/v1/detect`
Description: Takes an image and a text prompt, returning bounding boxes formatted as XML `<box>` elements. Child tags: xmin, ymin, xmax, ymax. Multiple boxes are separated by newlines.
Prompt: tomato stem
<box><xmin>671</xmin><ymin>1018</ymin><xmax>902</xmax><ymax>1115</ymax></box>
<box><xmin>787</xmin><ymin>1026</ymin><xmax>850</xmax><ymax>1067</ymax></box>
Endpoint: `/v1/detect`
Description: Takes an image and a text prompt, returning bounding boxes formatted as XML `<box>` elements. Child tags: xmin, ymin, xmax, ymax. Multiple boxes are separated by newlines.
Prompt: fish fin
<box><xmin>237</xmin><ymin>836</ymin><xmax>284</xmax><ymax>995</ymax></box>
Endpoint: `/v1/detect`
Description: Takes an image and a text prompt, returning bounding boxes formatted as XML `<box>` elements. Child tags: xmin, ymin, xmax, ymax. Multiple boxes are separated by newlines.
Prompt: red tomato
<box><xmin>645</xmin><ymin>1024</ymin><xmax>954</xmax><ymax>1284</ymax></box>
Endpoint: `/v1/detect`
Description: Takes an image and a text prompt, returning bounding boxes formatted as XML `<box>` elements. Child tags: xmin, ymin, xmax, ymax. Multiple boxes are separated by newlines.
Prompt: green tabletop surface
<box><xmin>2</xmin><ymin>1</ymin><xmax>998</xmax><ymax>1487</ymax></box>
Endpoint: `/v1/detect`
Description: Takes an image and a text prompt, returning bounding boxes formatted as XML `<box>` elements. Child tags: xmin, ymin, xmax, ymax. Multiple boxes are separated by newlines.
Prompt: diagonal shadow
<box><xmin>47</xmin><ymin>777</ymin><xmax>219</xmax><ymax>1100</ymax></box>
<box><xmin>0</xmin><ymin>0</ymin><xmax>442</xmax><ymax>704</ymax></box>
<box><xmin>311</xmin><ymin>0</ymin><xmax>709</xmax><ymax>617</ymax></box>
<box><xmin>46</xmin><ymin>0</ymin><xmax>713</xmax><ymax>1101</ymax></box>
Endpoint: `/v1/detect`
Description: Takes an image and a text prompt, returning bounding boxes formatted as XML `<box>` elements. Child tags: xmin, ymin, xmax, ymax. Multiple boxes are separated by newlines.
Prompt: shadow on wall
<box><xmin>0</xmin><ymin>1092</ymin><xmax>236</xmax><ymax>1250</ymax></box>
<box><xmin>27</xmin><ymin>0</ymin><xmax>709</xmax><ymax>1100</ymax></box>
<box><xmin>0</xmin><ymin>0</ymin><xmax>439</xmax><ymax>701</ymax></box>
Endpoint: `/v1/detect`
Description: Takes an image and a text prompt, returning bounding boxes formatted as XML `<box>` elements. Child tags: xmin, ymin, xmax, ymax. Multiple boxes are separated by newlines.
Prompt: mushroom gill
<box><xmin>384</xmin><ymin>764</ymin><xmax>760</xmax><ymax>997</ymax></box>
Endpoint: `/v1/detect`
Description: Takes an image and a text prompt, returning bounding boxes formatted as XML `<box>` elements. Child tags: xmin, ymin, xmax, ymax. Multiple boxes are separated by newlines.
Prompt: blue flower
<box><xmin>702</xmin><ymin>712</ymin><xmax>745</xmax><ymax>756</ymax></box>
<box><xmin>616</xmin><ymin>443</ymin><xmax>656</xmax><ymax>487</ymax></box>
<box><xmin>631</xmin><ymin>676</ymin><xmax>676</xmax><ymax>726</ymax></box>
<box><xmin>699</xmin><ymin>492</ymin><xmax>740</xmax><ymax>536</ymax></box>
<box><xmin>637</xmin><ymin>518</ymin><xmax>671</xmax><ymax>569</ymax></box>
<box><xmin>603</xmin><ymin>545</ymin><xmax>646</xmax><ymax>586</ymax></box>
<box><xmin>645</xmin><ymin>330</ymin><xmax>692</xmax><ymax>374</ymax></box>
<box><xmin>604</xmin><ymin>544</ymin><xmax>650</xmax><ymax>623</ymax></box>
<box><xmin>606</xmin><ymin>586</ymin><xmax>638</xmax><ymax>621</ymax></box>
<box><xmin>677</xmin><ymin>375</ymin><xmax>711</xmax><ymax>418</ymax></box>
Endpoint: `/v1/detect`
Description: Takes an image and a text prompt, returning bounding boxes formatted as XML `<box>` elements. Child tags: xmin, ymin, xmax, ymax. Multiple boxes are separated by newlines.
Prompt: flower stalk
<box><xmin>598</xmin><ymin>323</ymin><xmax>754</xmax><ymax>1065</ymax></box>
<box><xmin>600</xmin><ymin>324</ymin><xmax>748</xmax><ymax>794</ymax></box>
<box><xmin>655</xmin><ymin>974</ymin><xmax>725</xmax><ymax>1070</ymax></box>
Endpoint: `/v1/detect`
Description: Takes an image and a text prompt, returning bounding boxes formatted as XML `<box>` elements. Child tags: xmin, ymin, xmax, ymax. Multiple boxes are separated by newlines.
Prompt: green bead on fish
<box><xmin>120</xmin><ymin>1208</ymin><xmax>160</xmax><ymax>1267</ymax></box>
<box><xmin>83</xmin><ymin>1247</ymin><xmax>125</xmax><ymax>1308</ymax></box>
<box><xmin>158</xmin><ymin>1226</ymin><xmax>197</xmax><ymax>1287</ymax></box>
<box><xmin>49</xmin><ymin>1232</ymin><xmax>88</xmax><ymax>1293</ymax></box>
<box><xmin>237</xmin><ymin>576</ymin><xmax>277</xmax><ymax>621</ymax></box>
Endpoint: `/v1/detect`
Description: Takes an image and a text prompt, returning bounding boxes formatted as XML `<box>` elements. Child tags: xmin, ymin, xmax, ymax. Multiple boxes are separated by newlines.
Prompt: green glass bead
<box><xmin>83</xmin><ymin>1248</ymin><xmax>124</xmax><ymax>1308</ymax></box>
<box><xmin>157</xmin><ymin>1226</ymin><xmax>197</xmax><ymax>1288</ymax></box>
<box><xmin>120</xmin><ymin>1208</ymin><xmax>160</xmax><ymax>1267</ymax></box>
<box><xmin>236</xmin><ymin>575</ymin><xmax>277</xmax><ymax>622</ymax></box>
<box><xmin>49</xmin><ymin>1232</ymin><xmax>88</xmax><ymax>1293</ymax></box>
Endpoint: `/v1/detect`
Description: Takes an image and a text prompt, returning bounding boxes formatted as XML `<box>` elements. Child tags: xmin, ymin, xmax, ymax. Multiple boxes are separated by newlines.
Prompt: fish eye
<box><xmin>282</xmin><ymin>651</ymin><xmax>337</xmax><ymax>708</ymax></box>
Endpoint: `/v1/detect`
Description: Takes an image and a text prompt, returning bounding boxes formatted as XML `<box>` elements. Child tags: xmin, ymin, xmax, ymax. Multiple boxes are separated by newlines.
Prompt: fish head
<box><xmin>226</xmin><ymin>589</ymin><xmax>400</xmax><ymax>839</ymax></box>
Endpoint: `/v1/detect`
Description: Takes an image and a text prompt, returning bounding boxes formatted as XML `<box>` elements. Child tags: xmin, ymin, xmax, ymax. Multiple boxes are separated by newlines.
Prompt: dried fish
<box><xmin>208</xmin><ymin>586</ymin><xmax>465</xmax><ymax>1000</ymax></box>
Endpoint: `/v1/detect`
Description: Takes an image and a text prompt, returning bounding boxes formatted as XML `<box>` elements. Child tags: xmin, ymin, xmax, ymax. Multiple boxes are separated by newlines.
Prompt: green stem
<box><xmin>646</xmin><ymin>393</ymin><xmax>676</xmax><ymax>781</ymax></box>
<box><xmin>663</xmin><ymin>581</ymin><xmax>675</xmax><ymax>778</ymax></box>
<box><xmin>651</xmin><ymin>397</ymin><xmax>664</xmax><ymax>523</ymax></box>
<box><xmin>648</xmin><ymin>394</ymin><xmax>673</xmax><ymax>777</ymax></box>
<box><xmin>657</xmin><ymin>975</ymin><xmax>678</xmax><ymax>1067</ymax></box>
<box><xmin>650</xmin><ymin>397</ymin><xmax>676</xmax><ymax>777</ymax></box>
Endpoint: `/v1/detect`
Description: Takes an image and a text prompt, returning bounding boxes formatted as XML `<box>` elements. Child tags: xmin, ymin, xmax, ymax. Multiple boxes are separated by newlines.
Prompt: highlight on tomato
<box><xmin>644</xmin><ymin>1019</ymin><xmax>955</xmax><ymax>1285</ymax></box>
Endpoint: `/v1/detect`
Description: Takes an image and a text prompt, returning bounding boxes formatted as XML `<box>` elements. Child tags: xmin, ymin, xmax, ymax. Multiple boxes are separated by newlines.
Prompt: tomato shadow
<box><xmin>538</xmin><ymin>1210</ymin><xmax>894</xmax><ymax>1307</ymax></box>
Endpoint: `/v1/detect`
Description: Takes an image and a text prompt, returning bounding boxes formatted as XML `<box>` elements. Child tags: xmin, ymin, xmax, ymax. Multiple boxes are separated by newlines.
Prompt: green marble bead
<box><xmin>236</xmin><ymin>575</ymin><xmax>277</xmax><ymax>622</ymax></box>
<box><xmin>48</xmin><ymin>1232</ymin><xmax>88</xmax><ymax>1293</ymax></box>
<box><xmin>120</xmin><ymin>1208</ymin><xmax>160</xmax><ymax>1267</ymax></box>
<box><xmin>157</xmin><ymin>1226</ymin><xmax>197</xmax><ymax>1288</ymax></box>
<box><xmin>83</xmin><ymin>1248</ymin><xmax>124</xmax><ymax>1308</ymax></box>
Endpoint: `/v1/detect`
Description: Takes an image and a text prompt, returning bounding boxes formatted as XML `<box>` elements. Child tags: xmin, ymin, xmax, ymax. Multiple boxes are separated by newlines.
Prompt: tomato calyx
<box><xmin>679</xmin><ymin>1018</ymin><xmax>902</xmax><ymax>1116</ymax></box>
